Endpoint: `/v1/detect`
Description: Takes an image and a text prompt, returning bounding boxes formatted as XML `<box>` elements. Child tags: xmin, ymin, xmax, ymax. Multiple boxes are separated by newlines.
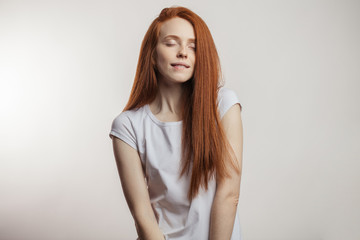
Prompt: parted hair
<box><xmin>123</xmin><ymin>6</ymin><xmax>242</xmax><ymax>201</ymax></box>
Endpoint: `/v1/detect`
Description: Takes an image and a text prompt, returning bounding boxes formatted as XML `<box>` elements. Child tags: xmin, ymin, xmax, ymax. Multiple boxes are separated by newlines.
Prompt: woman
<box><xmin>109</xmin><ymin>6</ymin><xmax>243</xmax><ymax>240</ymax></box>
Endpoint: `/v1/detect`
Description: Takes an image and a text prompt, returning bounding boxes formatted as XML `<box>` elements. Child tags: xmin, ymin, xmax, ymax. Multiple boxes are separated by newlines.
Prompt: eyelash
<box><xmin>166</xmin><ymin>43</ymin><xmax>196</xmax><ymax>50</ymax></box>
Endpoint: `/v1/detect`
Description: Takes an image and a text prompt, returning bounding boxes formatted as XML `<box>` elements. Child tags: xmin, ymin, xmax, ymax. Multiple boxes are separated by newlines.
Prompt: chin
<box><xmin>158</xmin><ymin>72</ymin><xmax>193</xmax><ymax>85</ymax></box>
<box><xmin>174</xmin><ymin>77</ymin><xmax>192</xmax><ymax>83</ymax></box>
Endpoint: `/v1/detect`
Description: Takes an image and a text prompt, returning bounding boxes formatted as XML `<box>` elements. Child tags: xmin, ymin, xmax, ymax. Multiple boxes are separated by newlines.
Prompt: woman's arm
<box><xmin>209</xmin><ymin>103</ymin><xmax>243</xmax><ymax>240</ymax></box>
<box><xmin>112</xmin><ymin>137</ymin><xmax>165</xmax><ymax>240</ymax></box>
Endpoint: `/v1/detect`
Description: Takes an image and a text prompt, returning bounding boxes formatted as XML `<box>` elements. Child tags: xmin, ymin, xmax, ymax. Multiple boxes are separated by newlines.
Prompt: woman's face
<box><xmin>155</xmin><ymin>17</ymin><xmax>196</xmax><ymax>85</ymax></box>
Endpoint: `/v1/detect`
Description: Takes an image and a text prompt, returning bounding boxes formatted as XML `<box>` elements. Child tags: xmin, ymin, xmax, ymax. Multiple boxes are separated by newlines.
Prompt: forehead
<box><xmin>159</xmin><ymin>17</ymin><xmax>195</xmax><ymax>40</ymax></box>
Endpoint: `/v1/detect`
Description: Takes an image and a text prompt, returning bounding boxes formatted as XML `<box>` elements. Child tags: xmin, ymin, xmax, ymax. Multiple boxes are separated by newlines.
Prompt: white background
<box><xmin>1</xmin><ymin>0</ymin><xmax>359</xmax><ymax>239</ymax></box>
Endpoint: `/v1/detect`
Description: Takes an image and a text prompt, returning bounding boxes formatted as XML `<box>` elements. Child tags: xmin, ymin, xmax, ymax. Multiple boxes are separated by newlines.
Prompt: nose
<box><xmin>177</xmin><ymin>46</ymin><xmax>188</xmax><ymax>58</ymax></box>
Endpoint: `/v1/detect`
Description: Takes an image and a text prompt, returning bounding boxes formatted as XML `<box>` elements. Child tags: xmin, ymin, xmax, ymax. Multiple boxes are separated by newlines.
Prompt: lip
<box><xmin>170</xmin><ymin>62</ymin><xmax>190</xmax><ymax>68</ymax></box>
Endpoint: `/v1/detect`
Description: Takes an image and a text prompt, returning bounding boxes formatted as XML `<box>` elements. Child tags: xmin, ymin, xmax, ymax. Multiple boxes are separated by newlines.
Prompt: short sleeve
<box><xmin>217</xmin><ymin>87</ymin><xmax>243</xmax><ymax>119</ymax></box>
<box><xmin>109</xmin><ymin>112</ymin><xmax>138</xmax><ymax>151</ymax></box>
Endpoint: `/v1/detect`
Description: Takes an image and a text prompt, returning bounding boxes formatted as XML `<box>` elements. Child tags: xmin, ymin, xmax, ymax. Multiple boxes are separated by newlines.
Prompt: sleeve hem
<box><xmin>221</xmin><ymin>102</ymin><xmax>242</xmax><ymax>120</ymax></box>
<box><xmin>109</xmin><ymin>130</ymin><xmax>138</xmax><ymax>151</ymax></box>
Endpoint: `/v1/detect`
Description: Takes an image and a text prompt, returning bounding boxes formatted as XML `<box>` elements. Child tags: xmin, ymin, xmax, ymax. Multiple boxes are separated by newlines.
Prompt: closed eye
<box><xmin>165</xmin><ymin>43</ymin><xmax>196</xmax><ymax>51</ymax></box>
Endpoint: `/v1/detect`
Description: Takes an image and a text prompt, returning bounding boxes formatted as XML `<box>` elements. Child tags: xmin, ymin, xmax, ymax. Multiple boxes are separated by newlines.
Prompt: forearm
<box><xmin>133</xmin><ymin>208</ymin><xmax>165</xmax><ymax>240</ymax></box>
<box><xmin>209</xmin><ymin>195</ymin><xmax>238</xmax><ymax>240</ymax></box>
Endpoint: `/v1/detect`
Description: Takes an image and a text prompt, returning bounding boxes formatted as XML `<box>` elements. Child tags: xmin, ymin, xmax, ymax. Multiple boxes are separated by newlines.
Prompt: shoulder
<box><xmin>217</xmin><ymin>87</ymin><xmax>243</xmax><ymax>120</ymax></box>
<box><xmin>111</xmin><ymin>106</ymin><xmax>145</xmax><ymax>129</ymax></box>
<box><xmin>111</xmin><ymin>110</ymin><xmax>134</xmax><ymax>131</ymax></box>
<box><xmin>109</xmin><ymin>106</ymin><xmax>146</xmax><ymax>150</ymax></box>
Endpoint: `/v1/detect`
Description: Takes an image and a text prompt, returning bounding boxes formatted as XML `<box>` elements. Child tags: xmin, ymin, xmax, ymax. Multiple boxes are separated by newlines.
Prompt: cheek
<box><xmin>189</xmin><ymin>51</ymin><xmax>196</xmax><ymax>62</ymax></box>
<box><xmin>156</xmin><ymin>50</ymin><xmax>169</xmax><ymax>67</ymax></box>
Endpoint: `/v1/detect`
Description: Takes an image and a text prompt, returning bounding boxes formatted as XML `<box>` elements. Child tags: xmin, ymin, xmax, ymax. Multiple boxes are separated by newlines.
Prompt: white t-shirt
<box><xmin>109</xmin><ymin>87</ymin><xmax>243</xmax><ymax>240</ymax></box>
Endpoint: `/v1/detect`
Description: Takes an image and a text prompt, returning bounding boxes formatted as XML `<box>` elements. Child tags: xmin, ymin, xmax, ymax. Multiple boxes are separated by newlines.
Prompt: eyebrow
<box><xmin>163</xmin><ymin>35</ymin><xmax>196</xmax><ymax>43</ymax></box>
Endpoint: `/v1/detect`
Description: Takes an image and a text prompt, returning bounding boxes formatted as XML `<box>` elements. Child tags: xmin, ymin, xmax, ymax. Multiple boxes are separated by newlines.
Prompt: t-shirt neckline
<box><xmin>145</xmin><ymin>104</ymin><xmax>183</xmax><ymax>127</ymax></box>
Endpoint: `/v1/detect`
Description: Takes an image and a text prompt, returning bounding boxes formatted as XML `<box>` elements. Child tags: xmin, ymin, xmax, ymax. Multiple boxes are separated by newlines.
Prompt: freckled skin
<box><xmin>155</xmin><ymin>17</ymin><xmax>196</xmax><ymax>85</ymax></box>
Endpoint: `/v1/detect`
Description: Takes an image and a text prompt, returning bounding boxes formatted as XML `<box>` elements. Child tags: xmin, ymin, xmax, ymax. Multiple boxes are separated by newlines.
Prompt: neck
<box><xmin>150</xmin><ymin>79</ymin><xmax>184</xmax><ymax>116</ymax></box>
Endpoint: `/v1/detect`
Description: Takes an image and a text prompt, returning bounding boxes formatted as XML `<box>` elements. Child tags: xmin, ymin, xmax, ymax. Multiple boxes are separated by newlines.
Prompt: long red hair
<box><xmin>123</xmin><ymin>6</ymin><xmax>242</xmax><ymax>201</ymax></box>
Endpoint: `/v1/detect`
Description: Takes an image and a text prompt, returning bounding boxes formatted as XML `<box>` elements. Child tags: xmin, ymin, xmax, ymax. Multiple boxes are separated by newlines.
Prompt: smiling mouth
<box><xmin>171</xmin><ymin>65</ymin><xmax>188</xmax><ymax>70</ymax></box>
<box><xmin>170</xmin><ymin>63</ymin><xmax>190</xmax><ymax>68</ymax></box>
